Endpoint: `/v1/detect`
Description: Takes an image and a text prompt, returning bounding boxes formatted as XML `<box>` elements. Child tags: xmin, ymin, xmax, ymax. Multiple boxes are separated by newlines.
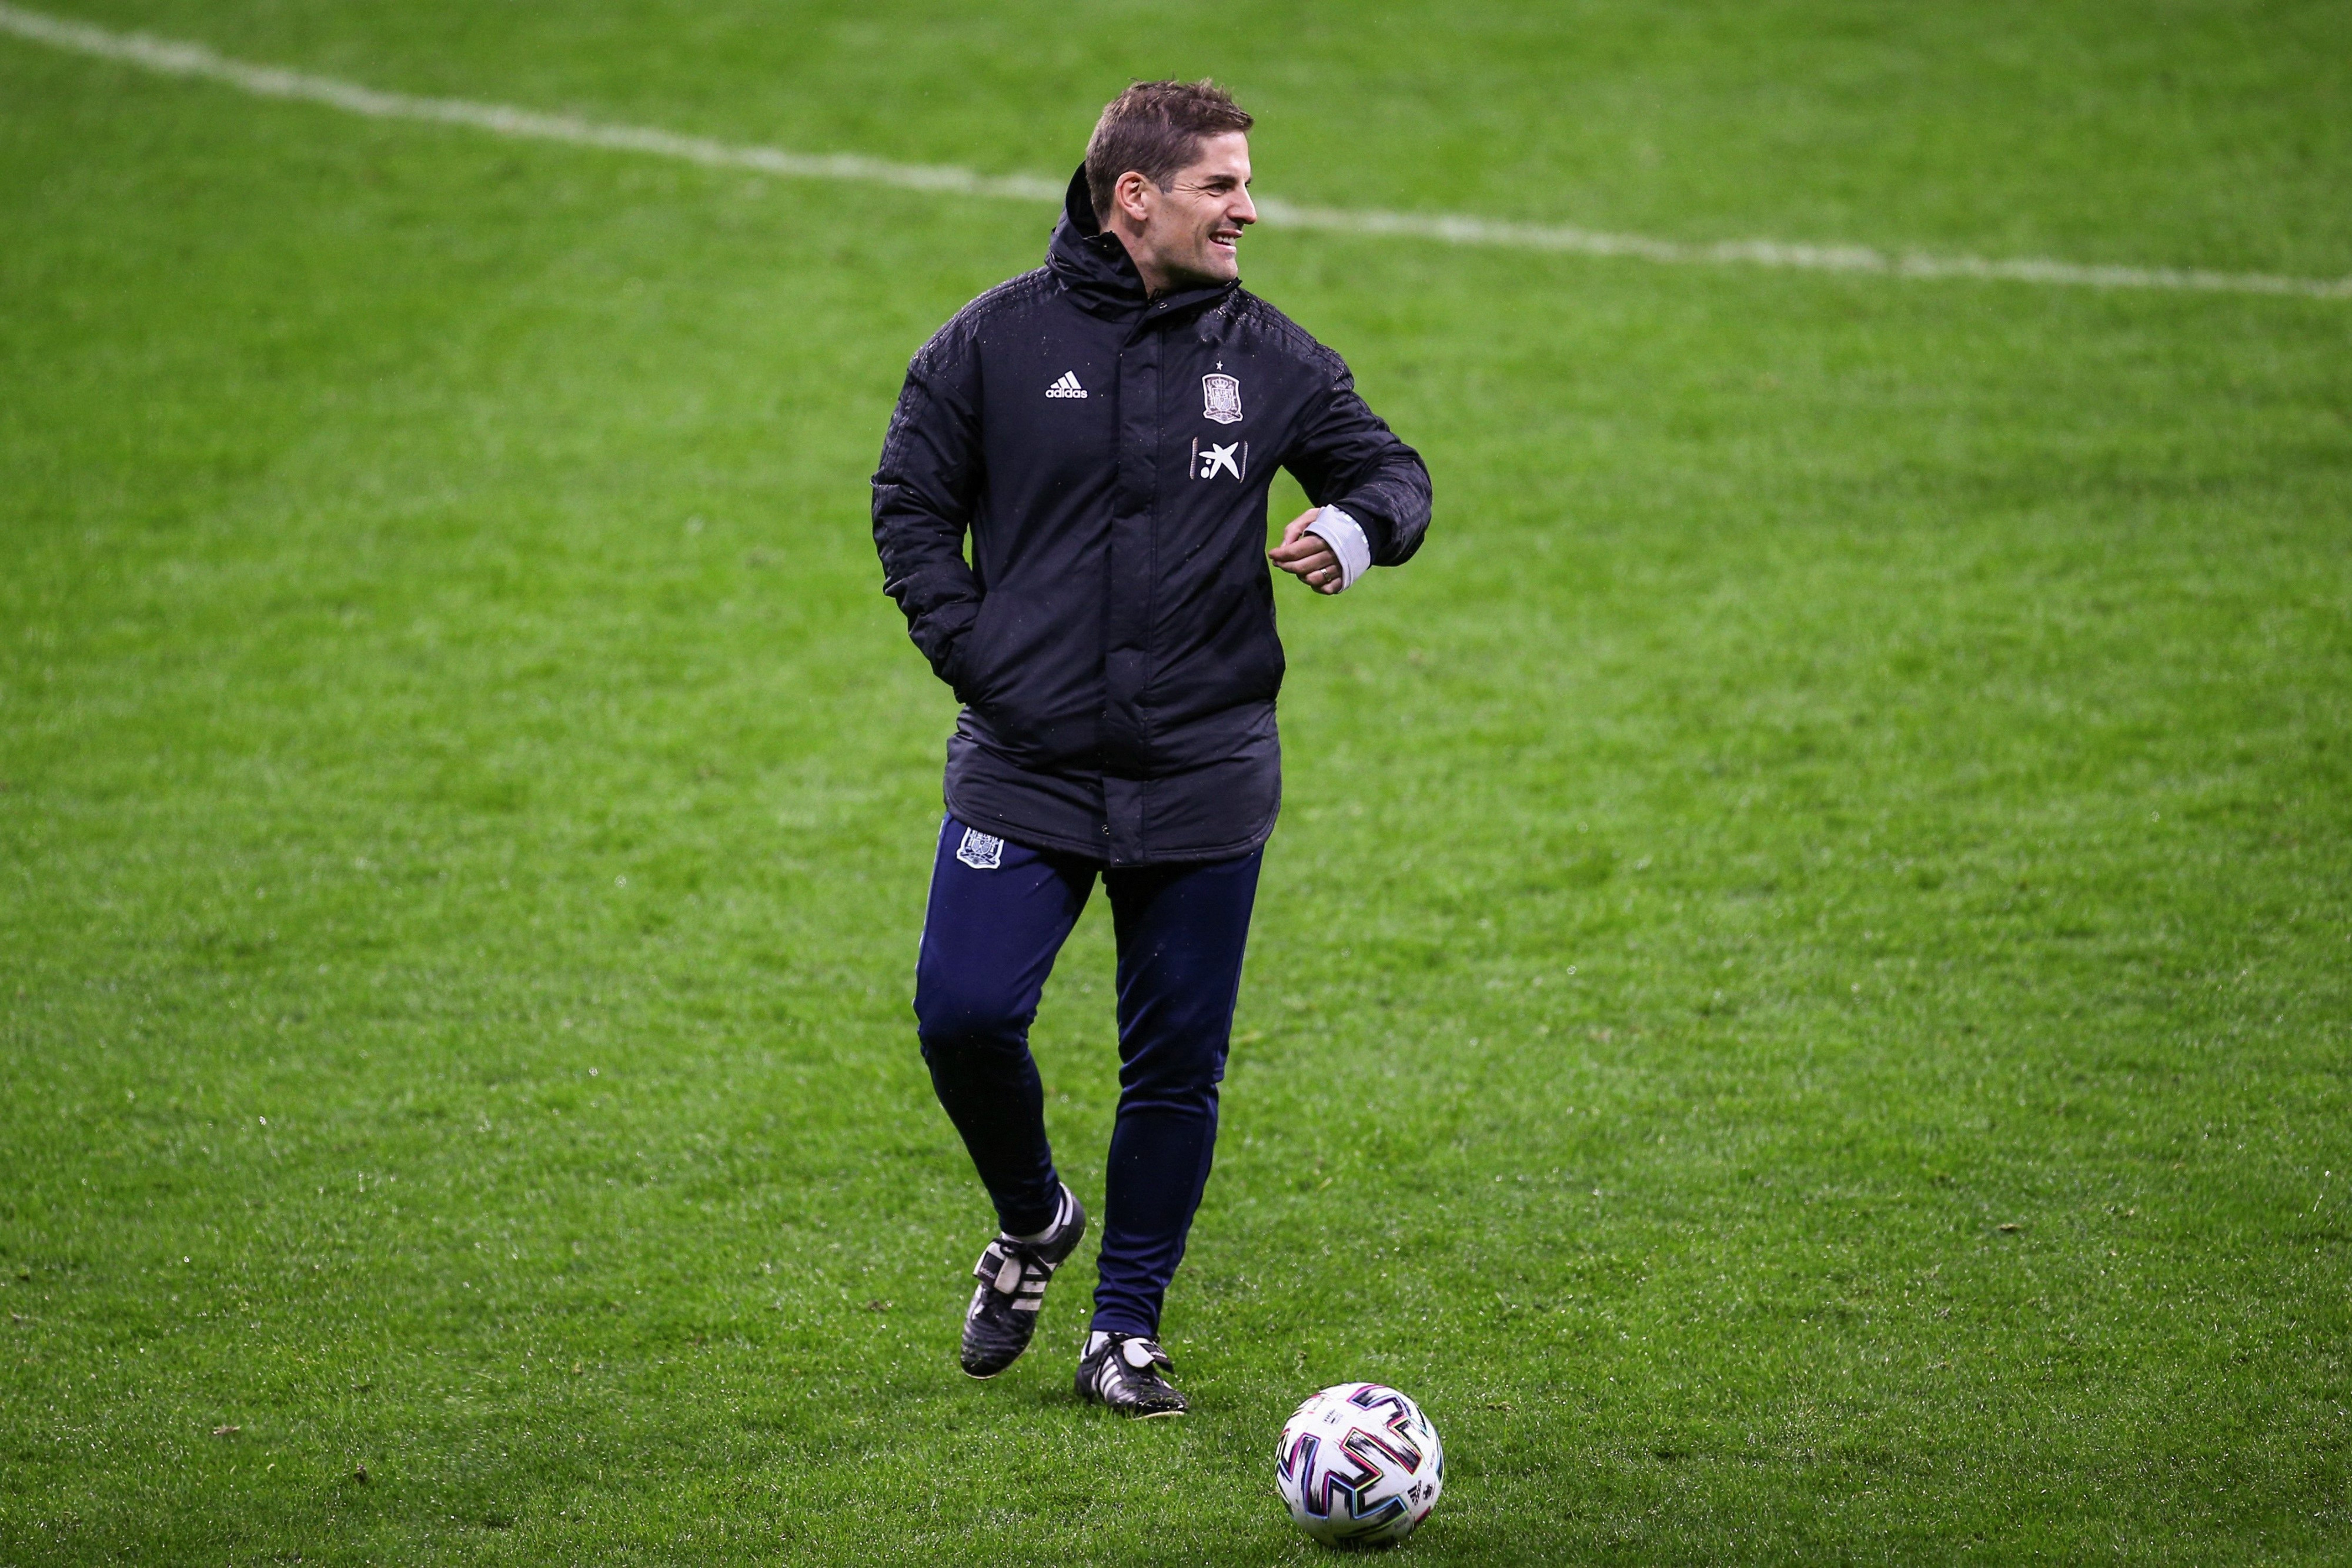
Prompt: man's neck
<box><xmin>1105</xmin><ymin>223</ymin><xmax>1177</xmax><ymax>297</ymax></box>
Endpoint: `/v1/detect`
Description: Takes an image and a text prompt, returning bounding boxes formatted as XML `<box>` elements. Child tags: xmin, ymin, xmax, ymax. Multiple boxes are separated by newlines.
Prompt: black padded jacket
<box><xmin>871</xmin><ymin>168</ymin><xmax>1432</xmax><ymax>865</ymax></box>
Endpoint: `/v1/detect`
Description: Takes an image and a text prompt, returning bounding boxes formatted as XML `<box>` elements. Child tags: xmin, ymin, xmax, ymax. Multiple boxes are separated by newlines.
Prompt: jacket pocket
<box><xmin>946</xmin><ymin>596</ymin><xmax>1004</xmax><ymax>707</ymax></box>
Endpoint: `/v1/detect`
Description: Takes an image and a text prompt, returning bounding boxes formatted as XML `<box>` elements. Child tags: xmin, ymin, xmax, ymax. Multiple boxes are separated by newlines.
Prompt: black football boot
<box><xmin>958</xmin><ymin>1183</ymin><xmax>1085</xmax><ymax>1378</ymax></box>
<box><xmin>1074</xmin><ymin>1330</ymin><xmax>1188</xmax><ymax>1417</ymax></box>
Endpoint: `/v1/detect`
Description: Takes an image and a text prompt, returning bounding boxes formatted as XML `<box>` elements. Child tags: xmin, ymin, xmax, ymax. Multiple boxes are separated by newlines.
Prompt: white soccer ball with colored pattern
<box><xmin>1274</xmin><ymin>1382</ymin><xmax>1444</xmax><ymax>1546</ymax></box>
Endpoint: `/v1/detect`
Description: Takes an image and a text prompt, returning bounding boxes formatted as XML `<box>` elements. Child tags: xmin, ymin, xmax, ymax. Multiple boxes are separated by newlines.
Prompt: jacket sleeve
<box><xmin>871</xmin><ymin>323</ymin><xmax>985</xmax><ymax>688</ymax></box>
<box><xmin>1281</xmin><ymin>346</ymin><xmax>1432</xmax><ymax>568</ymax></box>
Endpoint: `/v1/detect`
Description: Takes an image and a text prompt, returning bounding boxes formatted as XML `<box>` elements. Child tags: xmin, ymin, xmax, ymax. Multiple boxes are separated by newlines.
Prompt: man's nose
<box><xmin>1231</xmin><ymin>190</ymin><xmax>1258</xmax><ymax>225</ymax></box>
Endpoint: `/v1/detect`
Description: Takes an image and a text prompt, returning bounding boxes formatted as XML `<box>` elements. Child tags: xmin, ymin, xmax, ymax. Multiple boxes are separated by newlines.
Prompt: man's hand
<box><xmin>1268</xmin><ymin>508</ymin><xmax>1344</xmax><ymax>594</ymax></box>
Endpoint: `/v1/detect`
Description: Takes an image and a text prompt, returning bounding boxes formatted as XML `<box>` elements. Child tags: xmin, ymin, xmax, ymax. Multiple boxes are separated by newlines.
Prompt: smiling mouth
<box><xmin>1211</xmin><ymin>230</ymin><xmax>1241</xmax><ymax>251</ymax></box>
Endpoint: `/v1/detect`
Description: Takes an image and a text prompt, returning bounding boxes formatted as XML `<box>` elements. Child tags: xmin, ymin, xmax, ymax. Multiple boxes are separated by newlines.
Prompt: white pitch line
<box><xmin>5</xmin><ymin>1</ymin><xmax>2346</xmax><ymax>302</ymax></box>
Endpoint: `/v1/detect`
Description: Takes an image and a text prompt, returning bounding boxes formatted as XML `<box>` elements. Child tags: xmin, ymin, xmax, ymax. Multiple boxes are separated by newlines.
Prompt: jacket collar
<box><xmin>1047</xmin><ymin>165</ymin><xmax>1238</xmax><ymax>326</ymax></box>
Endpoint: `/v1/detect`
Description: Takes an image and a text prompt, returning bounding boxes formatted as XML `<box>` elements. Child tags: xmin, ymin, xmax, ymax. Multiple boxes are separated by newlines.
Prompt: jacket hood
<box><xmin>1047</xmin><ymin>164</ymin><xmax>1237</xmax><ymax>324</ymax></box>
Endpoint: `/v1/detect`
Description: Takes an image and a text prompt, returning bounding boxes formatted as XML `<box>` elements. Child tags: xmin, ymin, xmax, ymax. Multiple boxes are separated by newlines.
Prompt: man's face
<box><xmin>1127</xmin><ymin>132</ymin><xmax>1256</xmax><ymax>290</ymax></box>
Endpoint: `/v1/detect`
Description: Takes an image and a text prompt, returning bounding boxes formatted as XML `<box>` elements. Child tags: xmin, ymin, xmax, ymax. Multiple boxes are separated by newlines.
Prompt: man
<box><xmin>871</xmin><ymin>80</ymin><xmax>1431</xmax><ymax>1417</ymax></box>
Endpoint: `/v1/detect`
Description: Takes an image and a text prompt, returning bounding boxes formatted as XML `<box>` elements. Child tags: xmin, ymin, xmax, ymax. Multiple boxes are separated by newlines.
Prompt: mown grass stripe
<box><xmin>5</xmin><ymin>0</ymin><xmax>2346</xmax><ymax>302</ymax></box>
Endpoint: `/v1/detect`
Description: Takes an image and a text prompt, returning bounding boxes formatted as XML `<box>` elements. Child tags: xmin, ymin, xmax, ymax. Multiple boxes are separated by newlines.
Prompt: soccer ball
<box><xmin>1274</xmin><ymin>1382</ymin><xmax>1444</xmax><ymax>1547</ymax></box>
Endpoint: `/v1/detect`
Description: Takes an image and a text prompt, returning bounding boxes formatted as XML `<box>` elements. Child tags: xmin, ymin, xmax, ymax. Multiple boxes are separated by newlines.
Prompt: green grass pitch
<box><xmin>3</xmin><ymin>1</ymin><xmax>2349</xmax><ymax>1561</ymax></box>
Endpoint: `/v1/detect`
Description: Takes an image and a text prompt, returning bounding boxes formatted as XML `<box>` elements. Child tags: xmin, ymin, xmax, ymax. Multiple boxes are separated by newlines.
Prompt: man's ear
<box><xmin>1113</xmin><ymin>170</ymin><xmax>1157</xmax><ymax>226</ymax></box>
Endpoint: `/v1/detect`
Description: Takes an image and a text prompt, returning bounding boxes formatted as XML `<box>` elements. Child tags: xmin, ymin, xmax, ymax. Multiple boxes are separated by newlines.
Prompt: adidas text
<box><xmin>1045</xmin><ymin>371</ymin><xmax>1088</xmax><ymax>399</ymax></box>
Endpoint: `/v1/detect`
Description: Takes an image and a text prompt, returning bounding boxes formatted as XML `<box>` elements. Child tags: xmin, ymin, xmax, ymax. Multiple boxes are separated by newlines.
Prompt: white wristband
<box><xmin>1304</xmin><ymin>505</ymin><xmax>1371</xmax><ymax>591</ymax></box>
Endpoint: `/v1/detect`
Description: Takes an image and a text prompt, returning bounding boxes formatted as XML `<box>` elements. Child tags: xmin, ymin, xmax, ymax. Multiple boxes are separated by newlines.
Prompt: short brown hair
<box><xmin>1084</xmin><ymin>80</ymin><xmax>1254</xmax><ymax>224</ymax></box>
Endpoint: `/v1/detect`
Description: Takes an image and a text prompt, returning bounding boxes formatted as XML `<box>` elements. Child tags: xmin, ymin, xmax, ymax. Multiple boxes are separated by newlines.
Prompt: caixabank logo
<box><xmin>1191</xmin><ymin>437</ymin><xmax>1248</xmax><ymax>481</ymax></box>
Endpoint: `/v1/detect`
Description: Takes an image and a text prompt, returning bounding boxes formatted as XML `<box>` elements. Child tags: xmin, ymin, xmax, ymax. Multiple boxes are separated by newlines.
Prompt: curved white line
<box><xmin>4</xmin><ymin>2</ymin><xmax>2344</xmax><ymax>300</ymax></box>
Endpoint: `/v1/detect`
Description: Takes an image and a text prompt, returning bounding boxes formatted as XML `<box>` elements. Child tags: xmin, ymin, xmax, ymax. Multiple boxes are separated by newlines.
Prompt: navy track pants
<box><xmin>913</xmin><ymin>815</ymin><xmax>1262</xmax><ymax>1339</ymax></box>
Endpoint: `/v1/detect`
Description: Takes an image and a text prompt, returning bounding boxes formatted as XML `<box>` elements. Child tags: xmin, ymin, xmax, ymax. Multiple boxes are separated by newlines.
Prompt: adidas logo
<box><xmin>1045</xmin><ymin>371</ymin><xmax>1088</xmax><ymax>399</ymax></box>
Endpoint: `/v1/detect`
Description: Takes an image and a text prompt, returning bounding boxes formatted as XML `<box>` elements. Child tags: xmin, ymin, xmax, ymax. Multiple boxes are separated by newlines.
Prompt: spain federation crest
<box><xmin>954</xmin><ymin>827</ymin><xmax>1004</xmax><ymax>870</ymax></box>
<box><xmin>1202</xmin><ymin>373</ymin><xmax>1244</xmax><ymax>425</ymax></box>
